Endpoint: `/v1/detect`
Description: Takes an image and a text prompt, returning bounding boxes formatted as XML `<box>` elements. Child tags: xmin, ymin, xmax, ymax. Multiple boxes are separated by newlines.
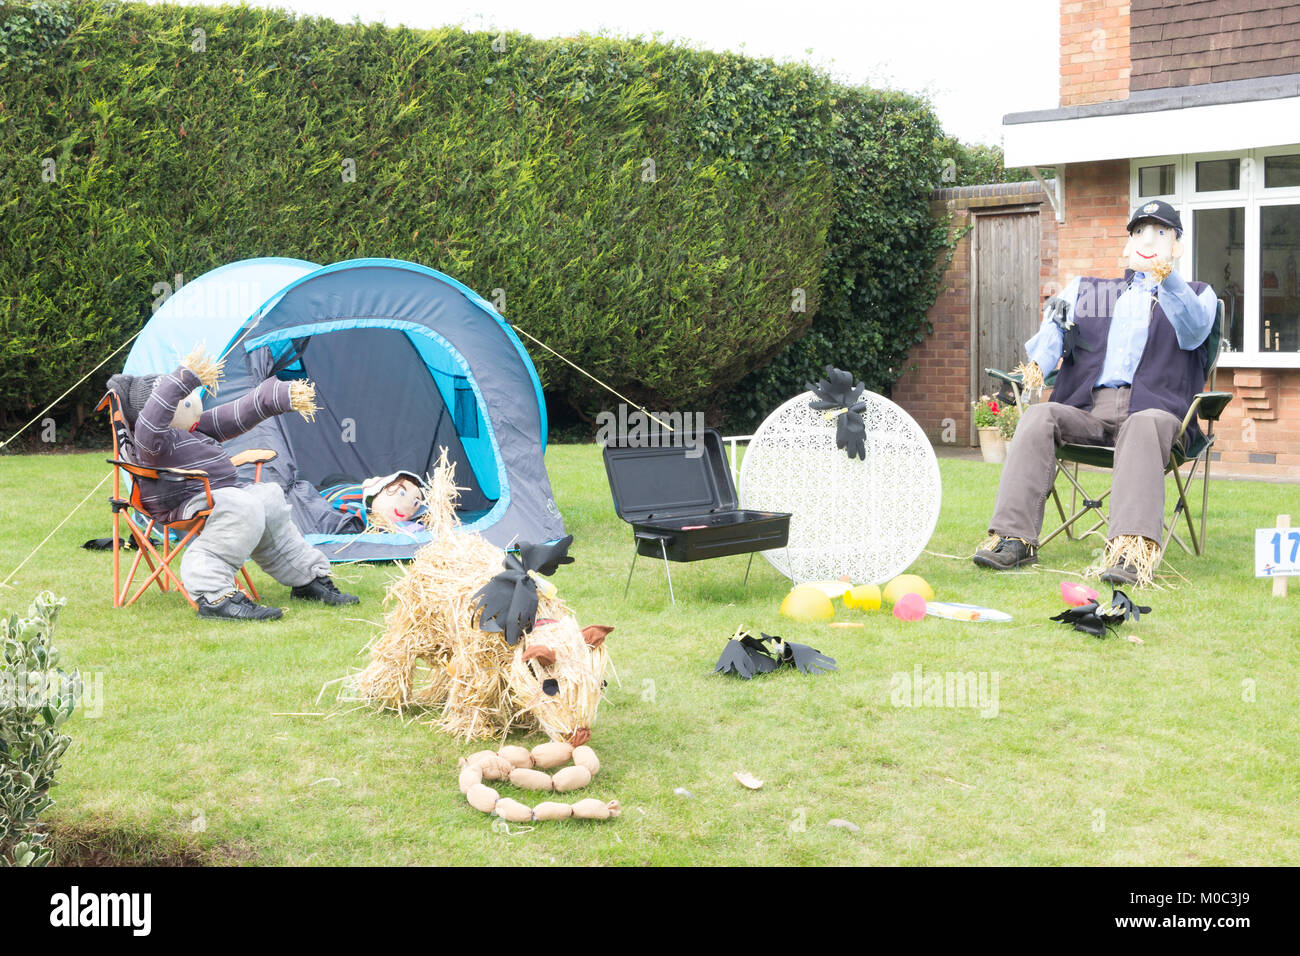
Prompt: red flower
<box><xmin>988</xmin><ymin>399</ymin><xmax>1000</xmax><ymax>414</ymax></box>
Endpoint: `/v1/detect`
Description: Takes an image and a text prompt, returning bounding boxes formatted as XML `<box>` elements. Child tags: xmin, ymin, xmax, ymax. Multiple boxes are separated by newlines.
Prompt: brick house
<box><xmin>900</xmin><ymin>0</ymin><xmax>1300</xmax><ymax>477</ymax></box>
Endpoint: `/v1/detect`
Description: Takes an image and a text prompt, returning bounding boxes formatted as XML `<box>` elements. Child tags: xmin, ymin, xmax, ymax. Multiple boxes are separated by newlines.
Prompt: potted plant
<box><xmin>972</xmin><ymin>395</ymin><xmax>1005</xmax><ymax>463</ymax></box>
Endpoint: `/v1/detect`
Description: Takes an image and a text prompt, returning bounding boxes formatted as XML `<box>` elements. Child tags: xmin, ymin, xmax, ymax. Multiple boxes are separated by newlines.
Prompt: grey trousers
<box><xmin>988</xmin><ymin>387</ymin><xmax>1180</xmax><ymax>546</ymax></box>
<box><xmin>180</xmin><ymin>483</ymin><xmax>331</xmax><ymax>603</ymax></box>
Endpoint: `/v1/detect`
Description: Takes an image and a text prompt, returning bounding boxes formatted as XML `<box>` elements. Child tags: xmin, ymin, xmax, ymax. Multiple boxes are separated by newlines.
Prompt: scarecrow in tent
<box><xmin>107</xmin><ymin>345</ymin><xmax>359</xmax><ymax>621</ymax></box>
<box><xmin>973</xmin><ymin>200</ymin><xmax>1218</xmax><ymax>587</ymax></box>
<box><xmin>320</xmin><ymin>471</ymin><xmax>429</xmax><ymax>532</ymax></box>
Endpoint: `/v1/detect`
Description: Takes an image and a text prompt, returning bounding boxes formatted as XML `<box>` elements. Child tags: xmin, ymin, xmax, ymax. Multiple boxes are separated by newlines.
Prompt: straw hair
<box><xmin>289</xmin><ymin>380</ymin><xmax>319</xmax><ymax>421</ymax></box>
<box><xmin>181</xmin><ymin>343</ymin><xmax>224</xmax><ymax>394</ymax></box>
<box><xmin>1092</xmin><ymin>533</ymin><xmax>1161</xmax><ymax>588</ymax></box>
<box><xmin>1014</xmin><ymin>360</ymin><xmax>1045</xmax><ymax>393</ymax></box>
<box><xmin>346</xmin><ymin>450</ymin><xmax>609</xmax><ymax>743</ymax></box>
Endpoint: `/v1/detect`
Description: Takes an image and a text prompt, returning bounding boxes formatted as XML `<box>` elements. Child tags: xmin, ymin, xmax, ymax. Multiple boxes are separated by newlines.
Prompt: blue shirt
<box><xmin>1025</xmin><ymin>271</ymin><xmax>1217</xmax><ymax>387</ymax></box>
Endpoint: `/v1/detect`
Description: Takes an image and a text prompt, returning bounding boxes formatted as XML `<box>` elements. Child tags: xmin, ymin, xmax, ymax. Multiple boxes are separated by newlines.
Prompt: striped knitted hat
<box><xmin>105</xmin><ymin>373</ymin><xmax>161</xmax><ymax>427</ymax></box>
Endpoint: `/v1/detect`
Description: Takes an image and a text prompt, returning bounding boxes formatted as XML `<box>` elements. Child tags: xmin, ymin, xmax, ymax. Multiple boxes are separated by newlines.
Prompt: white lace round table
<box><xmin>739</xmin><ymin>390</ymin><xmax>942</xmax><ymax>584</ymax></box>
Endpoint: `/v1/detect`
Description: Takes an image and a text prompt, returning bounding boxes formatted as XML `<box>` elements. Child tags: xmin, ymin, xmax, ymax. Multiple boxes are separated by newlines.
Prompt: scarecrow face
<box><xmin>170</xmin><ymin>388</ymin><xmax>203</xmax><ymax>432</ymax></box>
<box><xmin>510</xmin><ymin>619</ymin><xmax>612</xmax><ymax>745</ymax></box>
<box><xmin>371</xmin><ymin>478</ymin><xmax>422</xmax><ymax>524</ymax></box>
<box><xmin>1124</xmin><ymin>219</ymin><xmax>1183</xmax><ymax>274</ymax></box>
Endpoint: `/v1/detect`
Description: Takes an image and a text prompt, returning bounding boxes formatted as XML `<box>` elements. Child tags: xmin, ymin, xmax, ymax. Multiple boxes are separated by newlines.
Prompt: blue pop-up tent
<box><xmin>121</xmin><ymin>257</ymin><xmax>565</xmax><ymax>559</ymax></box>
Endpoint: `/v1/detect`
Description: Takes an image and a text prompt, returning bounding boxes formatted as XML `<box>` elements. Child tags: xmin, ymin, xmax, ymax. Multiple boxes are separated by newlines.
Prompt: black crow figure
<box><xmin>471</xmin><ymin>534</ymin><xmax>574</xmax><ymax>646</ymax></box>
<box><xmin>1051</xmin><ymin>589</ymin><xmax>1152</xmax><ymax>638</ymax></box>
<box><xmin>807</xmin><ymin>366</ymin><xmax>868</xmax><ymax>461</ymax></box>
<box><xmin>713</xmin><ymin>629</ymin><xmax>779</xmax><ymax>679</ymax></box>
<box><xmin>758</xmin><ymin>633</ymin><xmax>837</xmax><ymax>676</ymax></box>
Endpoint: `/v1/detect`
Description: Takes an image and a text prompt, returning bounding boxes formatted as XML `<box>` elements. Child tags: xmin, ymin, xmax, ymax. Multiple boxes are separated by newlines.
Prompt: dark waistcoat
<box><xmin>1052</xmin><ymin>272</ymin><xmax>1211</xmax><ymax>449</ymax></box>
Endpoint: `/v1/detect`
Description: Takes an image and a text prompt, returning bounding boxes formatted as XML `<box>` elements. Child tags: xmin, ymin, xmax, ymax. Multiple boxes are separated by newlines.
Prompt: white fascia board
<box><xmin>1003</xmin><ymin>96</ymin><xmax>1300</xmax><ymax>166</ymax></box>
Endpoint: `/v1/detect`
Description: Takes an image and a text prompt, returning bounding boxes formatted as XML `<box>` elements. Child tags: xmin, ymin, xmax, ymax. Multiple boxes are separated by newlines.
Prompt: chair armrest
<box><xmin>1193</xmin><ymin>391</ymin><xmax>1232</xmax><ymax>422</ymax></box>
<box><xmin>1176</xmin><ymin>391</ymin><xmax>1233</xmax><ymax>439</ymax></box>
<box><xmin>230</xmin><ymin>449</ymin><xmax>278</xmax><ymax>467</ymax></box>
<box><xmin>984</xmin><ymin>368</ymin><xmax>1022</xmax><ymax>385</ymax></box>
<box><xmin>108</xmin><ymin>460</ymin><xmax>216</xmax><ymax>516</ymax></box>
<box><xmin>109</xmin><ymin>459</ymin><xmax>210</xmax><ymax>481</ymax></box>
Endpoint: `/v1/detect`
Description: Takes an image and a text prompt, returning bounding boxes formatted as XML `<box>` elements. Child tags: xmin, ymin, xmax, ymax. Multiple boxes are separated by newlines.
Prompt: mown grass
<box><xmin>1</xmin><ymin>445</ymin><xmax>1297</xmax><ymax>865</ymax></box>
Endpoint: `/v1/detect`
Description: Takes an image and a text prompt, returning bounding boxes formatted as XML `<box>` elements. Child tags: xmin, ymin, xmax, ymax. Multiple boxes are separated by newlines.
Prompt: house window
<box><xmin>1195</xmin><ymin>158</ymin><xmax>1240</xmax><ymax>192</ymax></box>
<box><xmin>1259</xmin><ymin>204</ymin><xmax>1300</xmax><ymax>353</ymax></box>
<box><xmin>1265</xmin><ymin>154</ymin><xmax>1300</xmax><ymax>189</ymax></box>
<box><xmin>1132</xmin><ymin>146</ymin><xmax>1300</xmax><ymax>365</ymax></box>
<box><xmin>1138</xmin><ymin>163</ymin><xmax>1175</xmax><ymax>197</ymax></box>
<box><xmin>1194</xmin><ymin>208</ymin><xmax>1245</xmax><ymax>352</ymax></box>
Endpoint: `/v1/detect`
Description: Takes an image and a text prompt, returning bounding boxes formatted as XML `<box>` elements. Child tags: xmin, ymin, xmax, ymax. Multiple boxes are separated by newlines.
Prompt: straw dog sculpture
<box><xmin>350</xmin><ymin>454</ymin><xmax>611</xmax><ymax>744</ymax></box>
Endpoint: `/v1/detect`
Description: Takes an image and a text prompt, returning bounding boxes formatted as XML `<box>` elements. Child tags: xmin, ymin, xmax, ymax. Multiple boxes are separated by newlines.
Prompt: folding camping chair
<box><xmin>97</xmin><ymin>389</ymin><xmax>277</xmax><ymax>609</ymax></box>
<box><xmin>986</xmin><ymin>299</ymin><xmax>1232</xmax><ymax>558</ymax></box>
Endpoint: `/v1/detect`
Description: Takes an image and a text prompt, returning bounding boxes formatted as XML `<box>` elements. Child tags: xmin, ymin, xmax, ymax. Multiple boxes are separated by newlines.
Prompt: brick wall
<box><xmin>1057</xmin><ymin>159</ymin><xmax>1130</xmax><ymax>283</ymax></box>
<box><xmin>892</xmin><ymin>186</ymin><xmax>1058</xmax><ymax>446</ymax></box>
<box><xmin>1061</xmin><ymin>0</ymin><xmax>1132</xmax><ymax>107</ymax></box>
<box><xmin>1130</xmin><ymin>0</ymin><xmax>1300</xmax><ymax>91</ymax></box>
<box><xmin>1211</xmin><ymin>368</ymin><xmax>1300</xmax><ymax>474</ymax></box>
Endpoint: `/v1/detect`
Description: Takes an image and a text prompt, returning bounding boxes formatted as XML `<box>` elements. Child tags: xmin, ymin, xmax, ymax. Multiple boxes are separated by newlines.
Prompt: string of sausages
<box><xmin>458</xmin><ymin>741</ymin><xmax>621</xmax><ymax>822</ymax></box>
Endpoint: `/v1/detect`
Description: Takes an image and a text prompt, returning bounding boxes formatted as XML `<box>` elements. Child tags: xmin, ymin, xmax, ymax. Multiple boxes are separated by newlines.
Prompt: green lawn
<box><xmin>1</xmin><ymin>446</ymin><xmax>1297</xmax><ymax>865</ymax></box>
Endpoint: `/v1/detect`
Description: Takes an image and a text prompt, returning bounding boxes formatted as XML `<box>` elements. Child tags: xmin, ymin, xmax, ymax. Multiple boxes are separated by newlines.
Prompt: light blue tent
<box><xmin>120</xmin><ymin>257</ymin><xmax>565</xmax><ymax>558</ymax></box>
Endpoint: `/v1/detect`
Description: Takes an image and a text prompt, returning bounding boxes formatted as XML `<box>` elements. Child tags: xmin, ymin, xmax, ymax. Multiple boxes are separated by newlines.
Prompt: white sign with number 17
<box><xmin>1256</xmin><ymin>527</ymin><xmax>1300</xmax><ymax>577</ymax></box>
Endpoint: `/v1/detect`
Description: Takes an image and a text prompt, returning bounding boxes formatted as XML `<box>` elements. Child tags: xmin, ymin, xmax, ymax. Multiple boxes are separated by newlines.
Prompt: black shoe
<box><xmin>196</xmin><ymin>591</ymin><xmax>284</xmax><ymax>621</ymax></box>
<box><xmin>1099</xmin><ymin>563</ymin><xmax>1139</xmax><ymax>586</ymax></box>
<box><xmin>290</xmin><ymin>576</ymin><xmax>359</xmax><ymax>606</ymax></box>
<box><xmin>972</xmin><ymin>536</ymin><xmax>1039</xmax><ymax>570</ymax></box>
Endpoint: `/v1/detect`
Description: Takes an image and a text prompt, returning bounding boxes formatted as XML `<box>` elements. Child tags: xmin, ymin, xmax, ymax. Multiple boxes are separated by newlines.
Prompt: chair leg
<box><xmin>1200</xmin><ymin>448</ymin><xmax>1212</xmax><ymax>554</ymax></box>
<box><xmin>161</xmin><ymin>534</ymin><xmax>171</xmax><ymax>592</ymax></box>
<box><xmin>112</xmin><ymin>508</ymin><xmax>123</xmax><ymax>608</ymax></box>
<box><xmin>239</xmin><ymin>566</ymin><xmax>259</xmax><ymax>601</ymax></box>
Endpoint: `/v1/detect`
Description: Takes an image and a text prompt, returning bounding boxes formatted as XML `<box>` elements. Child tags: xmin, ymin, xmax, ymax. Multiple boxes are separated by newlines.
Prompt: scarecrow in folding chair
<box><xmin>100</xmin><ymin>345</ymin><xmax>359</xmax><ymax>620</ymax></box>
<box><xmin>974</xmin><ymin>200</ymin><xmax>1231</xmax><ymax>588</ymax></box>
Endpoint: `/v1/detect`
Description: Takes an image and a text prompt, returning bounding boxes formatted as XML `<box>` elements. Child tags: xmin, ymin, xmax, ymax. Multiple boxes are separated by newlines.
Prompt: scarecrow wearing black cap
<box><xmin>973</xmin><ymin>200</ymin><xmax>1218</xmax><ymax>587</ymax></box>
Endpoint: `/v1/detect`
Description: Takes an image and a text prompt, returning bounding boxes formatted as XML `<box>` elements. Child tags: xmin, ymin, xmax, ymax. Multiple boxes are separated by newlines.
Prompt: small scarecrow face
<box><xmin>509</xmin><ymin>618</ymin><xmax>612</xmax><ymax>746</ymax></box>
<box><xmin>170</xmin><ymin>389</ymin><xmax>203</xmax><ymax>432</ymax></box>
<box><xmin>1124</xmin><ymin>219</ymin><xmax>1183</xmax><ymax>274</ymax></box>
<box><xmin>370</xmin><ymin>477</ymin><xmax>423</xmax><ymax>524</ymax></box>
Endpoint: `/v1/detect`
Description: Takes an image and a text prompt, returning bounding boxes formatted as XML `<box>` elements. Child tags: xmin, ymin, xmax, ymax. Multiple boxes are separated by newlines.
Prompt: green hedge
<box><xmin>0</xmin><ymin>0</ymin><xmax>953</xmax><ymax>438</ymax></box>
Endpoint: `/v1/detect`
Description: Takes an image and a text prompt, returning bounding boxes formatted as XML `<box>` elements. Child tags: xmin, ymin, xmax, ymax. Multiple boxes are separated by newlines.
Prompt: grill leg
<box><xmin>743</xmin><ymin>551</ymin><xmax>755</xmax><ymax>588</ymax></box>
<box><xmin>623</xmin><ymin>547</ymin><xmax>639</xmax><ymax>599</ymax></box>
<box><xmin>660</xmin><ymin>539</ymin><xmax>676</xmax><ymax>606</ymax></box>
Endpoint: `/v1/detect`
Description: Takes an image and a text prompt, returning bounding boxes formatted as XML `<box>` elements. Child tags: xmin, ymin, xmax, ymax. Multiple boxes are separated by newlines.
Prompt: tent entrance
<box><xmin>255</xmin><ymin>325</ymin><xmax>500</xmax><ymax>519</ymax></box>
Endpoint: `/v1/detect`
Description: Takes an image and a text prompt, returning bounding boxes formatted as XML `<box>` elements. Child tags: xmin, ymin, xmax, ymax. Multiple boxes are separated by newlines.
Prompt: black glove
<box><xmin>807</xmin><ymin>366</ymin><xmax>868</xmax><ymax>461</ymax></box>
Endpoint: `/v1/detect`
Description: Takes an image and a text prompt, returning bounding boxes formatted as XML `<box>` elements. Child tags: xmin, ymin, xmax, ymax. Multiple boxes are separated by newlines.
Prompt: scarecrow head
<box><xmin>1124</xmin><ymin>199</ymin><xmax>1184</xmax><ymax>275</ymax></box>
<box><xmin>362</xmin><ymin>471</ymin><xmax>427</xmax><ymax>526</ymax></box>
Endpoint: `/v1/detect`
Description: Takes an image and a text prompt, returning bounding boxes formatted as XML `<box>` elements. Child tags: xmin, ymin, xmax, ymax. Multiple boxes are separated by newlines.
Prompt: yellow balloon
<box><xmin>779</xmin><ymin>585</ymin><xmax>835</xmax><ymax>622</ymax></box>
<box><xmin>883</xmin><ymin>574</ymin><xmax>934</xmax><ymax>605</ymax></box>
<box><xmin>843</xmin><ymin>583</ymin><xmax>882</xmax><ymax>611</ymax></box>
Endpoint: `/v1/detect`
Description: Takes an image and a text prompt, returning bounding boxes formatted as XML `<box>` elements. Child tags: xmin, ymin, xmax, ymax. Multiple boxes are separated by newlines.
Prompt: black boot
<box><xmin>1099</xmin><ymin>562</ymin><xmax>1139</xmax><ymax>586</ymax></box>
<box><xmin>972</xmin><ymin>535</ymin><xmax>1039</xmax><ymax>570</ymax></box>
<box><xmin>290</xmin><ymin>576</ymin><xmax>359</xmax><ymax>606</ymax></box>
<box><xmin>196</xmin><ymin>591</ymin><xmax>284</xmax><ymax>621</ymax></box>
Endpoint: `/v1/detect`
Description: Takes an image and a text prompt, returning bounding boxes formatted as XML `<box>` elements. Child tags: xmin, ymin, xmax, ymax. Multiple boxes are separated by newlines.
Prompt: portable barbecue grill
<box><xmin>602</xmin><ymin>429</ymin><xmax>792</xmax><ymax>604</ymax></box>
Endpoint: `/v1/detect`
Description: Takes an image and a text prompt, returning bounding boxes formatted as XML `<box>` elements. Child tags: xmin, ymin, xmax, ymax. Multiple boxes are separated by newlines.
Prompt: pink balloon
<box><xmin>1060</xmin><ymin>581</ymin><xmax>1099</xmax><ymax>607</ymax></box>
<box><xmin>893</xmin><ymin>592</ymin><xmax>927</xmax><ymax>622</ymax></box>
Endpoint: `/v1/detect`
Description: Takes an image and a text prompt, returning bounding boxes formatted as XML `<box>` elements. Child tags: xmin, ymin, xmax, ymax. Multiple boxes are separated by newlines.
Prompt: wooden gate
<box><xmin>970</xmin><ymin>208</ymin><xmax>1042</xmax><ymax>443</ymax></box>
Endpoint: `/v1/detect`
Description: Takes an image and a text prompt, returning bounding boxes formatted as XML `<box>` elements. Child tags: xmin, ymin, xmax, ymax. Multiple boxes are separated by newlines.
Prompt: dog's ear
<box><xmin>582</xmin><ymin>625</ymin><xmax>613</xmax><ymax>648</ymax></box>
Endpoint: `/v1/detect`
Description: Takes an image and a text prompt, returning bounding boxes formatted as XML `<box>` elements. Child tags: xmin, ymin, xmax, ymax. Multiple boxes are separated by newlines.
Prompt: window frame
<box><xmin>1130</xmin><ymin>145</ymin><xmax>1300</xmax><ymax>368</ymax></box>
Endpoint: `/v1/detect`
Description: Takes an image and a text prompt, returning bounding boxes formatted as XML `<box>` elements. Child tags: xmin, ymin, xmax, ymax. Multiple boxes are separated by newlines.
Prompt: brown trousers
<box><xmin>988</xmin><ymin>387</ymin><xmax>1180</xmax><ymax>546</ymax></box>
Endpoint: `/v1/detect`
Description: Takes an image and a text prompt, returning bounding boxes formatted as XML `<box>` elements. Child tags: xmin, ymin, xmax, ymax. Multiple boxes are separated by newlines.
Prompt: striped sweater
<box><xmin>133</xmin><ymin>366</ymin><xmax>293</xmax><ymax>521</ymax></box>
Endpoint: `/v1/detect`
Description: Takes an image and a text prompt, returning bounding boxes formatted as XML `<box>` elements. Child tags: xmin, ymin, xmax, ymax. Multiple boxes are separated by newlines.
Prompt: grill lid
<box><xmin>602</xmin><ymin>428</ymin><xmax>738</xmax><ymax>523</ymax></box>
